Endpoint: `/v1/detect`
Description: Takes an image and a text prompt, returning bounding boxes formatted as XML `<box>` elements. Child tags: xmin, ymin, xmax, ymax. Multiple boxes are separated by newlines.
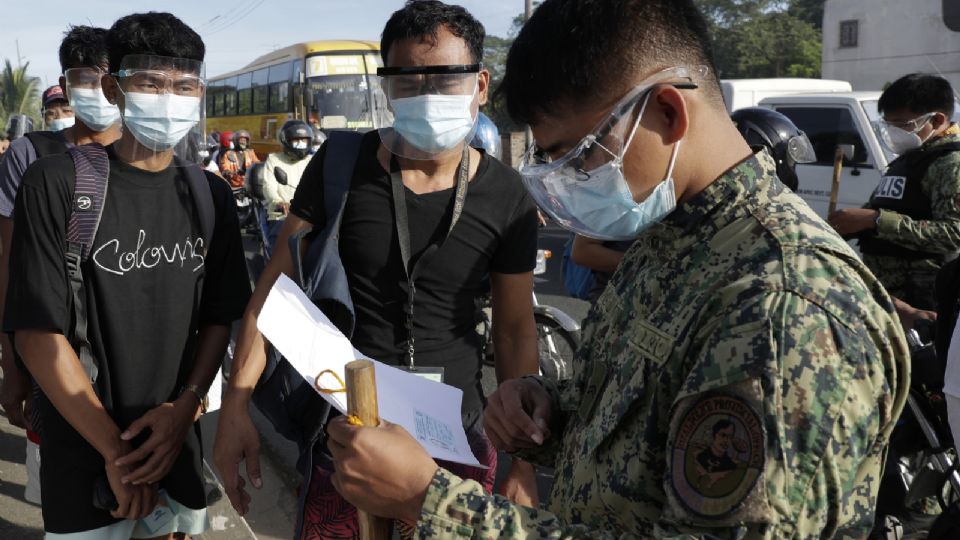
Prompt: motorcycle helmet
<box><xmin>731</xmin><ymin>107</ymin><xmax>816</xmax><ymax>192</ymax></box>
<box><xmin>469</xmin><ymin>112</ymin><xmax>501</xmax><ymax>160</ymax></box>
<box><xmin>233</xmin><ymin>129</ymin><xmax>252</xmax><ymax>151</ymax></box>
<box><xmin>220</xmin><ymin>130</ymin><xmax>235</xmax><ymax>150</ymax></box>
<box><xmin>310</xmin><ymin>126</ymin><xmax>326</xmax><ymax>155</ymax></box>
<box><xmin>278</xmin><ymin>119</ymin><xmax>313</xmax><ymax>160</ymax></box>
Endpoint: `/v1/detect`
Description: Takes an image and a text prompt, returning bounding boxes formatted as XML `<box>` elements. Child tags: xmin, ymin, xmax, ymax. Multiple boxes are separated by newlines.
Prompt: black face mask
<box><xmin>287</xmin><ymin>147</ymin><xmax>309</xmax><ymax>160</ymax></box>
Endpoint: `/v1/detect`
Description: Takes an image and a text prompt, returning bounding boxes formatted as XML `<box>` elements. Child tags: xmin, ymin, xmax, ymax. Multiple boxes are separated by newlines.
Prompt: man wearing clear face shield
<box><xmin>4</xmin><ymin>12</ymin><xmax>250</xmax><ymax>538</ymax></box>
<box><xmin>215</xmin><ymin>1</ymin><xmax>540</xmax><ymax>537</ymax></box>
<box><xmin>314</xmin><ymin>1</ymin><xmax>909</xmax><ymax>538</ymax></box>
<box><xmin>0</xmin><ymin>25</ymin><xmax>122</xmax><ymax>508</ymax></box>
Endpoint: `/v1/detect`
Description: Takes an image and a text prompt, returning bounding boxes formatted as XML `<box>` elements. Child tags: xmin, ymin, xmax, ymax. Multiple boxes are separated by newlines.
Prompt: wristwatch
<box><xmin>179</xmin><ymin>384</ymin><xmax>209</xmax><ymax>415</ymax></box>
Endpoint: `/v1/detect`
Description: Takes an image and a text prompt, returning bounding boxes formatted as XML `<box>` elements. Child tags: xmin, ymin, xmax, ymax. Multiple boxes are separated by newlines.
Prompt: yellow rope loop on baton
<box><xmin>314</xmin><ymin>370</ymin><xmax>365</xmax><ymax>426</ymax></box>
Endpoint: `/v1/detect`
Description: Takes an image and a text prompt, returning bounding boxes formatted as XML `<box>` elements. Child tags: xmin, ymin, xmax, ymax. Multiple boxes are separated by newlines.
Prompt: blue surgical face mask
<box><xmin>47</xmin><ymin>116</ymin><xmax>75</xmax><ymax>132</ymax></box>
<box><xmin>69</xmin><ymin>87</ymin><xmax>121</xmax><ymax>132</ymax></box>
<box><xmin>390</xmin><ymin>93</ymin><xmax>476</xmax><ymax>153</ymax></box>
<box><xmin>520</xmin><ymin>91</ymin><xmax>681</xmax><ymax>241</ymax></box>
<box><xmin>121</xmin><ymin>92</ymin><xmax>200</xmax><ymax>151</ymax></box>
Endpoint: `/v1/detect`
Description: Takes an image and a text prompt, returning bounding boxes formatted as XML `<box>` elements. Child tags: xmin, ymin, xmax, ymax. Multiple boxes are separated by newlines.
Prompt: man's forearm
<box><xmin>225</xmin><ymin>217</ymin><xmax>307</xmax><ymax>405</ymax></box>
<box><xmin>493</xmin><ymin>327</ymin><xmax>539</xmax><ymax>383</ymax></box>
<box><xmin>16</xmin><ymin>330</ymin><xmax>124</xmax><ymax>461</ymax></box>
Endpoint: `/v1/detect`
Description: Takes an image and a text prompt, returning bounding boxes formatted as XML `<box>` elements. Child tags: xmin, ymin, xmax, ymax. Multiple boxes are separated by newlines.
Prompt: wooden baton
<box><xmin>828</xmin><ymin>146</ymin><xmax>844</xmax><ymax>215</ymax></box>
<box><xmin>344</xmin><ymin>360</ymin><xmax>391</xmax><ymax>540</ymax></box>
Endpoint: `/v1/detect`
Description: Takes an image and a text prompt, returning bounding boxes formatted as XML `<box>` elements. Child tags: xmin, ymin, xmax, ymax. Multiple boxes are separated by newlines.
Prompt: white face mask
<box><xmin>122</xmin><ymin>92</ymin><xmax>200</xmax><ymax>151</ymax></box>
<box><xmin>47</xmin><ymin>116</ymin><xmax>75</xmax><ymax>132</ymax></box>
<box><xmin>69</xmin><ymin>87</ymin><xmax>121</xmax><ymax>132</ymax></box>
<box><xmin>390</xmin><ymin>94</ymin><xmax>476</xmax><ymax>153</ymax></box>
<box><xmin>879</xmin><ymin>113</ymin><xmax>936</xmax><ymax>155</ymax></box>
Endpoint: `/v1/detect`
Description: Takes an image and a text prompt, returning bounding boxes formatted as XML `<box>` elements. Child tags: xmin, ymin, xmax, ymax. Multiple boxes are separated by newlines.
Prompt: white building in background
<box><xmin>822</xmin><ymin>0</ymin><xmax>960</xmax><ymax>91</ymax></box>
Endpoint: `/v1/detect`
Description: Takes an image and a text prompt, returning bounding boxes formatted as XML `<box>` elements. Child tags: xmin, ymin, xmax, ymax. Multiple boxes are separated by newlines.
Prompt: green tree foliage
<box><xmin>0</xmin><ymin>59</ymin><xmax>41</xmax><ymax>132</ymax></box>
<box><xmin>696</xmin><ymin>0</ymin><xmax>823</xmax><ymax>78</ymax></box>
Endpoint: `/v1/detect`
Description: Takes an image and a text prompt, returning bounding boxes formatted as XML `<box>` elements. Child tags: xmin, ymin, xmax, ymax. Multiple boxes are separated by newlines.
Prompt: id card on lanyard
<box><xmin>389</xmin><ymin>146</ymin><xmax>470</xmax><ymax>384</ymax></box>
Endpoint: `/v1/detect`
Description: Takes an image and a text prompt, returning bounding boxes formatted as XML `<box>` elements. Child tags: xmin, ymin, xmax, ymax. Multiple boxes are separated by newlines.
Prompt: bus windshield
<box><xmin>307</xmin><ymin>74</ymin><xmax>373</xmax><ymax>129</ymax></box>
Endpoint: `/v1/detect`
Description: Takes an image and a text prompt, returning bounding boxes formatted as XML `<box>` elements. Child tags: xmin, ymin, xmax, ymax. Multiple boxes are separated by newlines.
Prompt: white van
<box><xmin>758</xmin><ymin>92</ymin><xmax>891</xmax><ymax>219</ymax></box>
<box><xmin>721</xmin><ymin>78</ymin><xmax>853</xmax><ymax>113</ymax></box>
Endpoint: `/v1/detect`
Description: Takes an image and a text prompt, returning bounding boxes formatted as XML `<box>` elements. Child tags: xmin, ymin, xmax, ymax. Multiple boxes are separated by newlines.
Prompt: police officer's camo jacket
<box><xmin>414</xmin><ymin>151</ymin><xmax>910</xmax><ymax>539</ymax></box>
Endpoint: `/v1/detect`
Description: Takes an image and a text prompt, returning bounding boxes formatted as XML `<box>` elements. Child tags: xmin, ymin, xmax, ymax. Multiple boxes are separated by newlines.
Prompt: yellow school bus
<box><xmin>205</xmin><ymin>40</ymin><xmax>382</xmax><ymax>157</ymax></box>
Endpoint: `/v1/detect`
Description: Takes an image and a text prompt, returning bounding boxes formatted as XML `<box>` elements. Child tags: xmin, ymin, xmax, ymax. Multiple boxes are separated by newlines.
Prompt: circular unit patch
<box><xmin>670</xmin><ymin>392</ymin><xmax>764</xmax><ymax>518</ymax></box>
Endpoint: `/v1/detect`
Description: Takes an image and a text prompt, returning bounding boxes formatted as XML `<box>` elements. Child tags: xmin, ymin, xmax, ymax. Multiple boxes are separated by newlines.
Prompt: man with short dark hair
<box><xmin>320</xmin><ymin>0</ymin><xmax>908</xmax><ymax>537</ymax></box>
<box><xmin>5</xmin><ymin>12</ymin><xmax>249</xmax><ymax>537</ymax></box>
<box><xmin>215</xmin><ymin>1</ymin><xmax>540</xmax><ymax>537</ymax></box>
<box><xmin>830</xmin><ymin>73</ymin><xmax>960</xmax><ymax>311</ymax></box>
<box><xmin>0</xmin><ymin>25</ymin><xmax>123</xmax><ymax>506</ymax></box>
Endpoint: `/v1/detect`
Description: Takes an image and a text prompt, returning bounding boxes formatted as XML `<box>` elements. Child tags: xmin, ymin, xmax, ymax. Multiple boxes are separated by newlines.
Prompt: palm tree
<box><xmin>0</xmin><ymin>59</ymin><xmax>40</xmax><ymax>132</ymax></box>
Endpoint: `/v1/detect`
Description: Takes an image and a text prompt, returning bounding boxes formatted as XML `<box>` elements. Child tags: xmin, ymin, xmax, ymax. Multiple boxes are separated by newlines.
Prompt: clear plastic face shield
<box><xmin>64</xmin><ymin>67</ymin><xmax>121</xmax><ymax>132</ymax></box>
<box><xmin>372</xmin><ymin>63</ymin><xmax>481</xmax><ymax>160</ymax></box>
<box><xmin>110</xmin><ymin>54</ymin><xmax>207</xmax><ymax>165</ymax></box>
<box><xmin>518</xmin><ymin>66</ymin><xmax>702</xmax><ymax>238</ymax></box>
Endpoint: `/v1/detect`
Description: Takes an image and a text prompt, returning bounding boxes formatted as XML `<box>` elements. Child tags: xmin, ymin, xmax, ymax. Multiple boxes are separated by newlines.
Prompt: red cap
<box><xmin>42</xmin><ymin>85</ymin><xmax>68</xmax><ymax>109</ymax></box>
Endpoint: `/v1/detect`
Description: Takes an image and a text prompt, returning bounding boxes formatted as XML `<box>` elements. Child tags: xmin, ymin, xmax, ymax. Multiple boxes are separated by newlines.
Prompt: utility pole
<box><xmin>523</xmin><ymin>0</ymin><xmax>533</xmax><ymax>150</ymax></box>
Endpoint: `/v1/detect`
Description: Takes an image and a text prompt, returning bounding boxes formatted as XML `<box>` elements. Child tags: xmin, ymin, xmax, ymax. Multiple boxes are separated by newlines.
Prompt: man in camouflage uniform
<box><xmin>830</xmin><ymin>74</ymin><xmax>960</xmax><ymax>312</ymax></box>
<box><xmin>323</xmin><ymin>0</ymin><xmax>910</xmax><ymax>537</ymax></box>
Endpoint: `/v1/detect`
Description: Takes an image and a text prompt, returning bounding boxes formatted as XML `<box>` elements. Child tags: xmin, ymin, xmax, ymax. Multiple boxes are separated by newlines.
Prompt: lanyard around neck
<box><xmin>388</xmin><ymin>146</ymin><xmax>471</xmax><ymax>368</ymax></box>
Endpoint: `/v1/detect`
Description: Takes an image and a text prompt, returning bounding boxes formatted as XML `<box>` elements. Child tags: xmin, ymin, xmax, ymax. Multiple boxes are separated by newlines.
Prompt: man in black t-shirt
<box><xmin>4</xmin><ymin>13</ymin><xmax>250</xmax><ymax>537</ymax></box>
<box><xmin>215</xmin><ymin>2</ymin><xmax>540</xmax><ymax>537</ymax></box>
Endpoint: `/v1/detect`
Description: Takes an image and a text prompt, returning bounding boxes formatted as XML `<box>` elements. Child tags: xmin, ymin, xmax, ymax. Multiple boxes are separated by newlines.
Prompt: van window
<box><xmin>774</xmin><ymin>107</ymin><xmax>871</xmax><ymax>167</ymax></box>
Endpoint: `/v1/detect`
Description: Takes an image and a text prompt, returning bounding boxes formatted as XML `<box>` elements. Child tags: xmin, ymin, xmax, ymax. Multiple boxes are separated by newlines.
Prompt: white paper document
<box><xmin>257</xmin><ymin>274</ymin><xmax>483</xmax><ymax>467</ymax></box>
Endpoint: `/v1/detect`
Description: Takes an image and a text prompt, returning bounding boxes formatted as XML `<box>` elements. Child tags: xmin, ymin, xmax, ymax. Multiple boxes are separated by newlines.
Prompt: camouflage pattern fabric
<box><xmin>864</xmin><ymin>126</ymin><xmax>960</xmax><ymax>309</ymax></box>
<box><xmin>414</xmin><ymin>151</ymin><xmax>910</xmax><ymax>539</ymax></box>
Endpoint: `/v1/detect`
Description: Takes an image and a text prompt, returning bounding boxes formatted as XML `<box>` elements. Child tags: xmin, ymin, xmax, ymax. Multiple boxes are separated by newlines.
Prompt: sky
<box><xmin>1</xmin><ymin>0</ymin><xmax>521</xmax><ymax>90</ymax></box>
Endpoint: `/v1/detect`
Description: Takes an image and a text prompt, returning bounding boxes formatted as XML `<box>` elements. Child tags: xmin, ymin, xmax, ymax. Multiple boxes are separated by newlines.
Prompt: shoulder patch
<box><xmin>670</xmin><ymin>391</ymin><xmax>765</xmax><ymax>519</ymax></box>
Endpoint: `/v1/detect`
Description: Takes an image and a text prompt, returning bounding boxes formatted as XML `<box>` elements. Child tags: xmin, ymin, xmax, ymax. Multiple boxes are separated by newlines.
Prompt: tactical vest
<box><xmin>860</xmin><ymin>141</ymin><xmax>960</xmax><ymax>261</ymax></box>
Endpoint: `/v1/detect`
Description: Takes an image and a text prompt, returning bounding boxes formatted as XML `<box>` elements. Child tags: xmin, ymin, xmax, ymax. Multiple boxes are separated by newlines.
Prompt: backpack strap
<box><xmin>175</xmin><ymin>158</ymin><xmax>216</xmax><ymax>250</ymax></box>
<box><xmin>66</xmin><ymin>143</ymin><xmax>110</xmax><ymax>383</ymax></box>
<box><xmin>321</xmin><ymin>131</ymin><xmax>364</xmax><ymax>224</ymax></box>
<box><xmin>289</xmin><ymin>131</ymin><xmax>364</xmax><ymax>288</ymax></box>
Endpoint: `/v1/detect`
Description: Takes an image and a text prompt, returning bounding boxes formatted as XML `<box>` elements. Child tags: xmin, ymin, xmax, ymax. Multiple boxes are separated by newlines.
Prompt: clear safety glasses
<box><xmin>519</xmin><ymin>66</ymin><xmax>704</xmax><ymax>182</ymax></box>
<box><xmin>376</xmin><ymin>63</ymin><xmax>481</xmax><ymax>100</ymax></box>
<box><xmin>879</xmin><ymin>112</ymin><xmax>935</xmax><ymax>134</ymax></box>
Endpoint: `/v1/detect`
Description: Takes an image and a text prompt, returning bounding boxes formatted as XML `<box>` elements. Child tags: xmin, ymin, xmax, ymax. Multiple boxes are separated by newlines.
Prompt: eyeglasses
<box><xmin>880</xmin><ymin>112</ymin><xmax>935</xmax><ymax>133</ymax></box>
<box><xmin>113</xmin><ymin>69</ymin><xmax>206</xmax><ymax>97</ymax></box>
<box><xmin>377</xmin><ymin>64</ymin><xmax>481</xmax><ymax>99</ymax></box>
<box><xmin>520</xmin><ymin>66</ymin><xmax>702</xmax><ymax>181</ymax></box>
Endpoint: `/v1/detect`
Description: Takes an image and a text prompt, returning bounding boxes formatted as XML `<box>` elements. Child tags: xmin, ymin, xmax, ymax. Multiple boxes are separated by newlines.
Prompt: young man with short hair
<box><xmin>0</xmin><ymin>25</ymin><xmax>124</xmax><ymax>506</ymax></box>
<box><xmin>5</xmin><ymin>12</ymin><xmax>249</xmax><ymax>537</ymax></box>
<box><xmin>215</xmin><ymin>1</ymin><xmax>541</xmax><ymax>537</ymax></box>
<box><xmin>320</xmin><ymin>0</ymin><xmax>908</xmax><ymax>537</ymax></box>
